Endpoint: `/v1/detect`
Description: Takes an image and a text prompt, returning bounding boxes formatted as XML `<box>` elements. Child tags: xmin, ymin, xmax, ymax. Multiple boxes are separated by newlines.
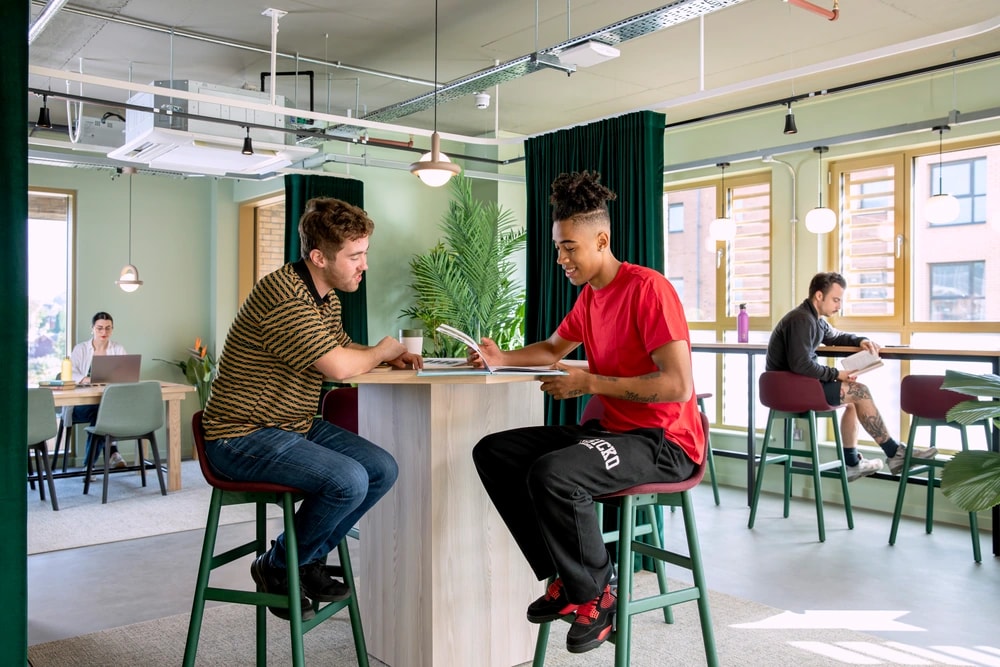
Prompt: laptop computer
<box><xmin>89</xmin><ymin>354</ymin><xmax>142</xmax><ymax>385</ymax></box>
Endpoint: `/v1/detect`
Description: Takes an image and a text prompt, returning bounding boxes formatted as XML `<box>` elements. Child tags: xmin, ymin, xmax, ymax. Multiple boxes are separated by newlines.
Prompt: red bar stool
<box><xmin>182</xmin><ymin>411</ymin><xmax>369</xmax><ymax>667</ymax></box>
<box><xmin>533</xmin><ymin>404</ymin><xmax>718</xmax><ymax>667</ymax></box>
<box><xmin>748</xmin><ymin>371</ymin><xmax>854</xmax><ymax>542</ymax></box>
<box><xmin>321</xmin><ymin>386</ymin><xmax>358</xmax><ymax>434</ymax></box>
<box><xmin>889</xmin><ymin>375</ymin><xmax>988</xmax><ymax>562</ymax></box>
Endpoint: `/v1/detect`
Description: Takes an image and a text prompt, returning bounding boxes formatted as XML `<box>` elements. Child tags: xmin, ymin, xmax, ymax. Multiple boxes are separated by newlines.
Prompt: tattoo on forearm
<box><xmin>623</xmin><ymin>391</ymin><xmax>659</xmax><ymax>403</ymax></box>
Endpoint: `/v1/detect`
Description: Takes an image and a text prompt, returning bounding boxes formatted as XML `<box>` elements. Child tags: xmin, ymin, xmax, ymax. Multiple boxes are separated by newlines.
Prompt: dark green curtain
<box><xmin>524</xmin><ymin>110</ymin><xmax>665</xmax><ymax>427</ymax></box>
<box><xmin>3</xmin><ymin>1</ymin><xmax>29</xmax><ymax>662</ymax></box>
<box><xmin>524</xmin><ymin>110</ymin><xmax>666</xmax><ymax>572</ymax></box>
<box><xmin>284</xmin><ymin>174</ymin><xmax>368</xmax><ymax>345</ymax></box>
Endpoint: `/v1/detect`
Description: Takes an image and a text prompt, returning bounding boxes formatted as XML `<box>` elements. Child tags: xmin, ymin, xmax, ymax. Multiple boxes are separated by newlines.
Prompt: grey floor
<box><xmin>28</xmin><ymin>482</ymin><xmax>998</xmax><ymax>656</ymax></box>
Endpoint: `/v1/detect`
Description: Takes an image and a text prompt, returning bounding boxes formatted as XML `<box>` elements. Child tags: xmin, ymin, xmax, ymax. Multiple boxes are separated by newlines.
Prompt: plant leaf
<box><xmin>941</xmin><ymin>450</ymin><xmax>1000</xmax><ymax>512</ymax></box>
<box><xmin>941</xmin><ymin>370</ymin><xmax>1000</xmax><ymax>399</ymax></box>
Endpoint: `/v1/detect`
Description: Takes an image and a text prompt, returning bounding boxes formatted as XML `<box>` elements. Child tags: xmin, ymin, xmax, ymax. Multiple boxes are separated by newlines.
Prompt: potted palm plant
<box><xmin>401</xmin><ymin>174</ymin><xmax>526</xmax><ymax>357</ymax></box>
<box><xmin>940</xmin><ymin>370</ymin><xmax>1000</xmax><ymax>512</ymax></box>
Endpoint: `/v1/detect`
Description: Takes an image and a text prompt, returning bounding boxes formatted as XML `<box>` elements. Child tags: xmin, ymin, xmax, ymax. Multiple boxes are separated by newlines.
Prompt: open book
<box><xmin>420</xmin><ymin>324</ymin><xmax>566</xmax><ymax>376</ymax></box>
<box><xmin>840</xmin><ymin>349</ymin><xmax>884</xmax><ymax>376</ymax></box>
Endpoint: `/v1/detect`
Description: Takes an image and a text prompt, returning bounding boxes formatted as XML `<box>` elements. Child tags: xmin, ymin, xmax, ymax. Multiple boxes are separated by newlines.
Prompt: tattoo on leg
<box><xmin>859</xmin><ymin>413</ymin><xmax>889</xmax><ymax>443</ymax></box>
<box><xmin>844</xmin><ymin>382</ymin><xmax>871</xmax><ymax>400</ymax></box>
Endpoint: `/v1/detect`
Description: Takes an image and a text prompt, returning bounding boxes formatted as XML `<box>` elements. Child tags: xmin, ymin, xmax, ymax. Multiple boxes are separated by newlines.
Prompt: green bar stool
<box><xmin>889</xmin><ymin>375</ymin><xmax>989</xmax><ymax>563</ymax></box>
<box><xmin>183</xmin><ymin>411</ymin><xmax>369</xmax><ymax>667</ymax></box>
<box><xmin>696</xmin><ymin>392</ymin><xmax>721</xmax><ymax>505</ymax></box>
<box><xmin>748</xmin><ymin>371</ymin><xmax>853</xmax><ymax>542</ymax></box>
<box><xmin>533</xmin><ymin>410</ymin><xmax>717</xmax><ymax>667</ymax></box>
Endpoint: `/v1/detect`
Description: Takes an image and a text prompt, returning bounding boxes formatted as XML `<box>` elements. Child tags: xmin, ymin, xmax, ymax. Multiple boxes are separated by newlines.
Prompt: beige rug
<box><xmin>27</xmin><ymin>573</ymin><xmax>894</xmax><ymax>667</ymax></box>
<box><xmin>27</xmin><ymin>460</ymin><xmax>280</xmax><ymax>555</ymax></box>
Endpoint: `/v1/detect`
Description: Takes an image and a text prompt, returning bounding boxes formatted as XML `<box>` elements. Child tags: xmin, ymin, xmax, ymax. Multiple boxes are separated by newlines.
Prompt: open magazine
<box><xmin>419</xmin><ymin>324</ymin><xmax>567</xmax><ymax>376</ymax></box>
<box><xmin>840</xmin><ymin>349</ymin><xmax>884</xmax><ymax>376</ymax></box>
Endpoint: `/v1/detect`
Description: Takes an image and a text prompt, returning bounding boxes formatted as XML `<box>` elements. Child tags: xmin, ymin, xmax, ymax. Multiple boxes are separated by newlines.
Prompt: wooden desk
<box><xmin>46</xmin><ymin>382</ymin><xmax>196</xmax><ymax>491</ymax></box>
<box><xmin>347</xmin><ymin>369</ymin><xmax>544</xmax><ymax>667</ymax></box>
<box><xmin>691</xmin><ymin>342</ymin><xmax>999</xmax><ymax>555</ymax></box>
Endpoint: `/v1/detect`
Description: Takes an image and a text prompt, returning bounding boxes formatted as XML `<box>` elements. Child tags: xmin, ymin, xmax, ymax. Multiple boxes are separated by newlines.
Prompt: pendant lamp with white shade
<box><xmin>409</xmin><ymin>0</ymin><xmax>461</xmax><ymax>187</ymax></box>
<box><xmin>925</xmin><ymin>125</ymin><xmax>960</xmax><ymax>224</ymax></box>
<box><xmin>709</xmin><ymin>162</ymin><xmax>736</xmax><ymax>243</ymax></box>
<box><xmin>115</xmin><ymin>167</ymin><xmax>143</xmax><ymax>293</ymax></box>
<box><xmin>805</xmin><ymin>146</ymin><xmax>836</xmax><ymax>234</ymax></box>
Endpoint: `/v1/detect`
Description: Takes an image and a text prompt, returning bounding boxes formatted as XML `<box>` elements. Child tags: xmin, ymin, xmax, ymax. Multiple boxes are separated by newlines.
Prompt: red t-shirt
<box><xmin>556</xmin><ymin>263</ymin><xmax>704</xmax><ymax>464</ymax></box>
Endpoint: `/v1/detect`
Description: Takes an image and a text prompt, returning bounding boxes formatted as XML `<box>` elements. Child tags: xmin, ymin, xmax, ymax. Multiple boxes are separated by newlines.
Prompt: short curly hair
<box><xmin>549</xmin><ymin>171</ymin><xmax>617</xmax><ymax>226</ymax></box>
<box><xmin>298</xmin><ymin>197</ymin><xmax>375</xmax><ymax>260</ymax></box>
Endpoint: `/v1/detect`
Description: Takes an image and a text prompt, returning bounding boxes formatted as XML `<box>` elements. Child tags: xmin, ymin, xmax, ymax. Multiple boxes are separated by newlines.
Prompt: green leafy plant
<box><xmin>401</xmin><ymin>174</ymin><xmax>526</xmax><ymax>357</ymax></box>
<box><xmin>155</xmin><ymin>337</ymin><xmax>217</xmax><ymax>409</ymax></box>
<box><xmin>940</xmin><ymin>370</ymin><xmax>1000</xmax><ymax>512</ymax></box>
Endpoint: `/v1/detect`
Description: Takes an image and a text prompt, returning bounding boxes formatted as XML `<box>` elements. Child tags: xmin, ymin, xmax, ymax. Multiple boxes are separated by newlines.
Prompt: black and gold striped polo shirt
<box><xmin>203</xmin><ymin>260</ymin><xmax>351</xmax><ymax>440</ymax></box>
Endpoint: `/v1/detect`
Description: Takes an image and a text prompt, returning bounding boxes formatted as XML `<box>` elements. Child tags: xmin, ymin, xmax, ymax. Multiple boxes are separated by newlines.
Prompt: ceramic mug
<box><xmin>399</xmin><ymin>328</ymin><xmax>423</xmax><ymax>355</ymax></box>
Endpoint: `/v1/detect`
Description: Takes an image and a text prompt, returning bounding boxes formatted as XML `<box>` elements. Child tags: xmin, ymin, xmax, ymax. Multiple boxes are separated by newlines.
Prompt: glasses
<box><xmin>93</xmin><ymin>325</ymin><xmax>113</xmax><ymax>333</ymax></box>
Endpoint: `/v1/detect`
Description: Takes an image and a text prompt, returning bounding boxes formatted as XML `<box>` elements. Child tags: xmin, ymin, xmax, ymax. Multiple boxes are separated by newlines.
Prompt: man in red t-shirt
<box><xmin>472</xmin><ymin>171</ymin><xmax>703</xmax><ymax>655</ymax></box>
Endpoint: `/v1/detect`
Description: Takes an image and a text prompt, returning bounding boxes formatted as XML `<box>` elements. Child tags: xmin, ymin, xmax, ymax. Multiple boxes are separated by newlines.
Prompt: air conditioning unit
<box><xmin>107</xmin><ymin>80</ymin><xmax>317</xmax><ymax>176</ymax></box>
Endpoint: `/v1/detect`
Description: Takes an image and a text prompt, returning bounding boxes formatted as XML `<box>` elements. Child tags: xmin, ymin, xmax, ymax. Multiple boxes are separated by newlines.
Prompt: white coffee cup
<box><xmin>399</xmin><ymin>328</ymin><xmax>423</xmax><ymax>355</ymax></box>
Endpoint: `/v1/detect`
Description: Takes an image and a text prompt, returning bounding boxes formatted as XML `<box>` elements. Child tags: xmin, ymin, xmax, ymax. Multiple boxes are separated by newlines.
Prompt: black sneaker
<box><xmin>565</xmin><ymin>585</ymin><xmax>616</xmax><ymax>653</ymax></box>
<box><xmin>250</xmin><ymin>552</ymin><xmax>316</xmax><ymax>621</ymax></box>
<box><xmin>526</xmin><ymin>578</ymin><xmax>579</xmax><ymax>623</ymax></box>
<box><xmin>299</xmin><ymin>561</ymin><xmax>351</xmax><ymax>602</ymax></box>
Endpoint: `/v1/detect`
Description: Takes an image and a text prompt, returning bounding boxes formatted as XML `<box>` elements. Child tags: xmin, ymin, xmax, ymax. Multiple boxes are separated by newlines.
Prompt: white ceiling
<box><xmin>27</xmin><ymin>0</ymin><xmax>1000</xmax><ymax>143</ymax></box>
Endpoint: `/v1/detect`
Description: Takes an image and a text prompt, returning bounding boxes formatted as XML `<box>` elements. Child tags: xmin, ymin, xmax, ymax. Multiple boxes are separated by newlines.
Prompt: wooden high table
<box><xmin>46</xmin><ymin>381</ymin><xmax>196</xmax><ymax>491</ymax></box>
<box><xmin>346</xmin><ymin>368</ymin><xmax>545</xmax><ymax>667</ymax></box>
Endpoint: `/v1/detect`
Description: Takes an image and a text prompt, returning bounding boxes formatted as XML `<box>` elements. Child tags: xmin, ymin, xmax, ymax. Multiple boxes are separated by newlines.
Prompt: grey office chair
<box><xmin>27</xmin><ymin>388</ymin><xmax>60</xmax><ymax>511</ymax></box>
<box><xmin>84</xmin><ymin>381</ymin><xmax>167</xmax><ymax>504</ymax></box>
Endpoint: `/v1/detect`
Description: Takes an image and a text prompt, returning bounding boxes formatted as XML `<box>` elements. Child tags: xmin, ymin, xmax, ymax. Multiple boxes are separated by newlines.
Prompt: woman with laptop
<box><xmin>69</xmin><ymin>311</ymin><xmax>129</xmax><ymax>469</ymax></box>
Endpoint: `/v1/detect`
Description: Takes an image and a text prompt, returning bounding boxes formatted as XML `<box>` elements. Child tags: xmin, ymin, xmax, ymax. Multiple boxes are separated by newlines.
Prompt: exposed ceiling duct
<box><xmin>359</xmin><ymin>0</ymin><xmax>748</xmax><ymax>125</ymax></box>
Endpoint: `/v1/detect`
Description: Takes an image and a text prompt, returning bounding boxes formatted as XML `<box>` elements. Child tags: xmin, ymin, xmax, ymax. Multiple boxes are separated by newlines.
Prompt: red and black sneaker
<box><xmin>526</xmin><ymin>578</ymin><xmax>580</xmax><ymax>623</ymax></box>
<box><xmin>565</xmin><ymin>584</ymin><xmax>616</xmax><ymax>653</ymax></box>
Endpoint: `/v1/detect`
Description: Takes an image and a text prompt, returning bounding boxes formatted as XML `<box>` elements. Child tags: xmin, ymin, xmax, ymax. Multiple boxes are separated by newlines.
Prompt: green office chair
<box><xmin>748</xmin><ymin>371</ymin><xmax>854</xmax><ymax>542</ymax></box>
<box><xmin>83</xmin><ymin>381</ymin><xmax>166</xmax><ymax>504</ymax></box>
<box><xmin>27</xmin><ymin>388</ymin><xmax>60</xmax><ymax>511</ymax></box>
<box><xmin>889</xmin><ymin>374</ymin><xmax>989</xmax><ymax>563</ymax></box>
<box><xmin>183</xmin><ymin>411</ymin><xmax>369</xmax><ymax>667</ymax></box>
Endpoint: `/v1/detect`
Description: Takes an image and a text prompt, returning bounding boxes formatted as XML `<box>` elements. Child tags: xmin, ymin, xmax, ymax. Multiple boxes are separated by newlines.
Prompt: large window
<box><xmin>929</xmin><ymin>157</ymin><xmax>987</xmax><ymax>226</ymax></box>
<box><xmin>665</xmin><ymin>172</ymin><xmax>772</xmax><ymax>429</ymax></box>
<box><xmin>27</xmin><ymin>190</ymin><xmax>74</xmax><ymax>385</ymax></box>
<box><xmin>929</xmin><ymin>261</ymin><xmax>985</xmax><ymax>321</ymax></box>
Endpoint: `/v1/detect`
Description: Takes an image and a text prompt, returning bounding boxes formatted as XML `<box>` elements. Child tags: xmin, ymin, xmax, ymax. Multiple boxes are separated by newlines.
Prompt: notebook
<box><xmin>89</xmin><ymin>354</ymin><xmax>142</xmax><ymax>384</ymax></box>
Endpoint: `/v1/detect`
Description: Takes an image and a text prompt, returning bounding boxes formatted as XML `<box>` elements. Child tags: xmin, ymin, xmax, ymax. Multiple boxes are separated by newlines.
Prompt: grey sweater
<box><xmin>765</xmin><ymin>299</ymin><xmax>863</xmax><ymax>381</ymax></box>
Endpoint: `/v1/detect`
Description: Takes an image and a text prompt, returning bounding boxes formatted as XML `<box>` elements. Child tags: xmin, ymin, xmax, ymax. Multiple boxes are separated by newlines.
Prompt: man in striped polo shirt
<box><xmin>202</xmin><ymin>197</ymin><xmax>421</xmax><ymax>620</ymax></box>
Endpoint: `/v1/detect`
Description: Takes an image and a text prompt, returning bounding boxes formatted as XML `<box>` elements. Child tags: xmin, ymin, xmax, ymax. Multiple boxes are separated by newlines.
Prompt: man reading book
<box><xmin>766</xmin><ymin>271</ymin><xmax>936</xmax><ymax>480</ymax></box>
<box><xmin>470</xmin><ymin>171</ymin><xmax>704</xmax><ymax>654</ymax></box>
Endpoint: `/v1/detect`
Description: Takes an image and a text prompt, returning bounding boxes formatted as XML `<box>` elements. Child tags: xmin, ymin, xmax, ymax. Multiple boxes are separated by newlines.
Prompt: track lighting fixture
<box><xmin>782</xmin><ymin>102</ymin><xmax>797</xmax><ymax>135</ymax></box>
<box><xmin>115</xmin><ymin>167</ymin><xmax>144</xmax><ymax>293</ymax></box>
<box><xmin>242</xmin><ymin>126</ymin><xmax>254</xmax><ymax>155</ymax></box>
<box><xmin>409</xmin><ymin>0</ymin><xmax>461</xmax><ymax>187</ymax></box>
<box><xmin>924</xmin><ymin>125</ymin><xmax>960</xmax><ymax>224</ymax></box>
<box><xmin>36</xmin><ymin>94</ymin><xmax>52</xmax><ymax>129</ymax></box>
<box><xmin>709</xmin><ymin>162</ymin><xmax>736</xmax><ymax>242</ymax></box>
<box><xmin>805</xmin><ymin>146</ymin><xmax>837</xmax><ymax>234</ymax></box>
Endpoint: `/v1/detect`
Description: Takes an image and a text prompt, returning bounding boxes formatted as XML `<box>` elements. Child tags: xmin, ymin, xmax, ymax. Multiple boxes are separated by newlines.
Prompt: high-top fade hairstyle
<box><xmin>808</xmin><ymin>271</ymin><xmax>847</xmax><ymax>297</ymax></box>
<box><xmin>550</xmin><ymin>170</ymin><xmax>617</xmax><ymax>226</ymax></box>
<box><xmin>298</xmin><ymin>197</ymin><xmax>375</xmax><ymax>260</ymax></box>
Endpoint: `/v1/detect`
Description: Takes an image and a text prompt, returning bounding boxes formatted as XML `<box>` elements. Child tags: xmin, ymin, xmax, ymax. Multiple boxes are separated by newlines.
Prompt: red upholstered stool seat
<box><xmin>748</xmin><ymin>371</ymin><xmax>854</xmax><ymax>542</ymax></box>
<box><xmin>183</xmin><ymin>411</ymin><xmax>369</xmax><ymax>667</ymax></box>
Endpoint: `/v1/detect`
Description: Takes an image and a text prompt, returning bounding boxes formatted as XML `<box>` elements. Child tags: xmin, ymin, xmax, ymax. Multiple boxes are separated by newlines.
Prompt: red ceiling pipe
<box><xmin>786</xmin><ymin>0</ymin><xmax>839</xmax><ymax>21</ymax></box>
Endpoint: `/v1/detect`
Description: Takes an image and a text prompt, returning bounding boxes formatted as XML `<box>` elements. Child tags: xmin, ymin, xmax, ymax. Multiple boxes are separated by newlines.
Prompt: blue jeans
<box><xmin>205</xmin><ymin>419</ymin><xmax>398</xmax><ymax>569</ymax></box>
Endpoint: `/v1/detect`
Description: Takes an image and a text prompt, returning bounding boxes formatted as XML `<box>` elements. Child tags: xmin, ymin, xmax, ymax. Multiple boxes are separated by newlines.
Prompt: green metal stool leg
<box><xmin>182</xmin><ymin>488</ymin><xmax>224</xmax><ymax>667</ymax></box>
<box><xmin>532</xmin><ymin>619</ymin><xmax>552</xmax><ymax>667</ymax></box>
<box><xmin>748</xmin><ymin>411</ymin><xmax>776</xmax><ymax>529</ymax></box>
<box><xmin>681</xmin><ymin>491</ymin><xmax>719</xmax><ymax>667</ymax></box>
<box><xmin>807</xmin><ymin>413</ymin><xmax>826</xmax><ymax>542</ymax></box>
<box><xmin>782</xmin><ymin>419</ymin><xmax>793</xmax><ymax>518</ymax></box>
<box><xmin>889</xmin><ymin>419</ymin><xmax>919</xmax><ymax>546</ymax></box>
<box><xmin>613</xmin><ymin>495</ymin><xmax>636</xmax><ymax>667</ymax></box>
<box><xmin>642</xmin><ymin>502</ymin><xmax>672</xmax><ymax>624</ymax></box>
<box><xmin>255</xmin><ymin>501</ymin><xmax>268</xmax><ymax>667</ymax></box>
<box><xmin>338</xmin><ymin>538</ymin><xmax>370</xmax><ymax>666</ymax></box>
<box><xmin>829</xmin><ymin>414</ymin><xmax>853</xmax><ymax>529</ymax></box>
<box><xmin>696</xmin><ymin>397</ymin><xmax>720</xmax><ymax>506</ymax></box>
<box><xmin>281</xmin><ymin>492</ymin><xmax>305</xmax><ymax>667</ymax></box>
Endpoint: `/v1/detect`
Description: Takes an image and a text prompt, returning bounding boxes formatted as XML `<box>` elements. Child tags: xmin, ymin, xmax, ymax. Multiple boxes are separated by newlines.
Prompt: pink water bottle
<box><xmin>737</xmin><ymin>303</ymin><xmax>749</xmax><ymax>343</ymax></box>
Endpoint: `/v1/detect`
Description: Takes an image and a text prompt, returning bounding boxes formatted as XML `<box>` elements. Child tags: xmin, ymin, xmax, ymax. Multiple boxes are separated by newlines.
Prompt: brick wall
<box><xmin>256</xmin><ymin>202</ymin><xmax>286</xmax><ymax>279</ymax></box>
